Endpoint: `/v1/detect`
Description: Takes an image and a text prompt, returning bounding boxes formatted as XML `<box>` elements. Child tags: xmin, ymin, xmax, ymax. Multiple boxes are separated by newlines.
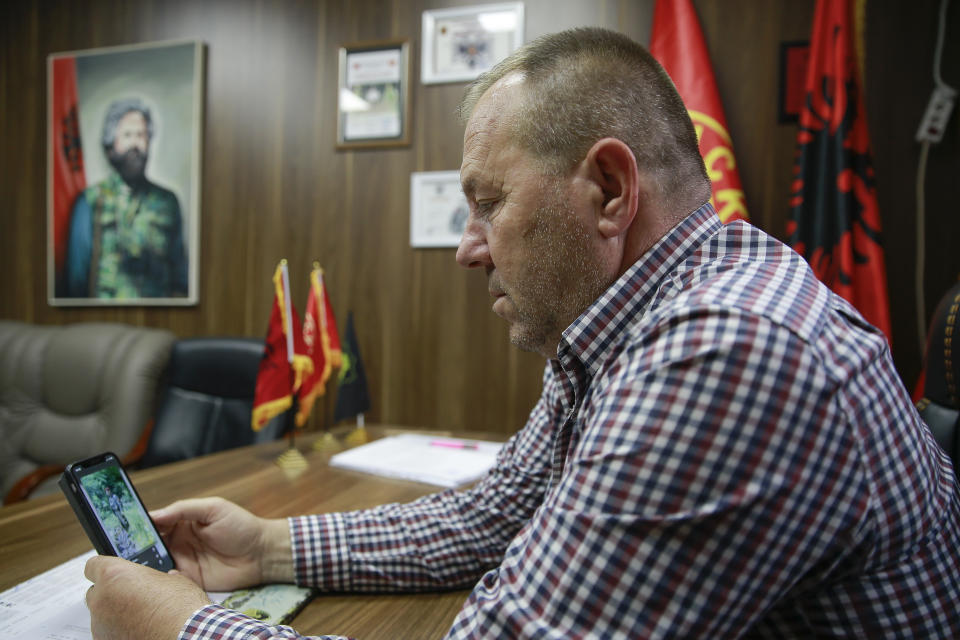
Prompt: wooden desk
<box><xmin>0</xmin><ymin>426</ymin><xmax>499</xmax><ymax>639</ymax></box>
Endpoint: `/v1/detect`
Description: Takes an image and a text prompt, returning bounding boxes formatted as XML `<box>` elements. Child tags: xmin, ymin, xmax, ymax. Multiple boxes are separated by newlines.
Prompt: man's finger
<box><xmin>84</xmin><ymin>555</ymin><xmax>111</xmax><ymax>582</ymax></box>
<box><xmin>150</xmin><ymin>497</ymin><xmax>223</xmax><ymax>527</ymax></box>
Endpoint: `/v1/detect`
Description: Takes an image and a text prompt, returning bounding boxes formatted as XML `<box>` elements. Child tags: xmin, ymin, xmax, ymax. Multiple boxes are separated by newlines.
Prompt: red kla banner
<box><xmin>650</xmin><ymin>0</ymin><xmax>749</xmax><ymax>224</ymax></box>
<box><xmin>786</xmin><ymin>0</ymin><xmax>892</xmax><ymax>344</ymax></box>
<box><xmin>296</xmin><ymin>266</ymin><xmax>341</xmax><ymax>427</ymax></box>
<box><xmin>50</xmin><ymin>56</ymin><xmax>87</xmax><ymax>291</ymax></box>
<box><xmin>321</xmin><ymin>273</ymin><xmax>342</xmax><ymax>365</ymax></box>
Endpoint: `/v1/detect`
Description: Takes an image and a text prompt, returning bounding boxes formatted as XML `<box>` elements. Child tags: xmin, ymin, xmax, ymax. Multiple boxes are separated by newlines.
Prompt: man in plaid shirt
<box><xmin>85</xmin><ymin>28</ymin><xmax>960</xmax><ymax>639</ymax></box>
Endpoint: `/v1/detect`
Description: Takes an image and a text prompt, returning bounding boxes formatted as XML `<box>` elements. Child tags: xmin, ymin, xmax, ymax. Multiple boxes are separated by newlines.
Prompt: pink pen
<box><xmin>430</xmin><ymin>439</ymin><xmax>479</xmax><ymax>450</ymax></box>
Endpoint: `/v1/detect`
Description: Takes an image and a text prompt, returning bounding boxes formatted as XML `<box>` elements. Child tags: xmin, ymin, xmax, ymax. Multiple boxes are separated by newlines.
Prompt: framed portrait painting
<box><xmin>48</xmin><ymin>40</ymin><xmax>204</xmax><ymax>306</ymax></box>
<box><xmin>410</xmin><ymin>171</ymin><xmax>468</xmax><ymax>248</ymax></box>
<box><xmin>421</xmin><ymin>2</ymin><xmax>525</xmax><ymax>84</ymax></box>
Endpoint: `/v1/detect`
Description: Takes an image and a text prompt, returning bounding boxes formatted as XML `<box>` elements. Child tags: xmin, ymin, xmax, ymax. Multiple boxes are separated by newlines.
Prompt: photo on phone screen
<box><xmin>63</xmin><ymin>453</ymin><xmax>174</xmax><ymax>571</ymax></box>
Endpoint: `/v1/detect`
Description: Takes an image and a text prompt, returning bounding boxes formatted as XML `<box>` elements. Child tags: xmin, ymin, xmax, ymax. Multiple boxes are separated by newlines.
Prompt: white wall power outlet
<box><xmin>916</xmin><ymin>85</ymin><xmax>957</xmax><ymax>144</ymax></box>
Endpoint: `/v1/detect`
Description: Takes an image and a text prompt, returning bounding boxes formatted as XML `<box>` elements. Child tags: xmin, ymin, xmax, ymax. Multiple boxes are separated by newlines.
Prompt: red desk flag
<box><xmin>786</xmin><ymin>0</ymin><xmax>892</xmax><ymax>343</ymax></box>
<box><xmin>650</xmin><ymin>0</ymin><xmax>749</xmax><ymax>224</ymax></box>
<box><xmin>296</xmin><ymin>265</ymin><xmax>343</xmax><ymax>427</ymax></box>
<box><xmin>321</xmin><ymin>273</ymin><xmax>342</xmax><ymax>367</ymax></box>
<box><xmin>50</xmin><ymin>56</ymin><xmax>87</xmax><ymax>294</ymax></box>
<box><xmin>252</xmin><ymin>261</ymin><xmax>313</xmax><ymax>431</ymax></box>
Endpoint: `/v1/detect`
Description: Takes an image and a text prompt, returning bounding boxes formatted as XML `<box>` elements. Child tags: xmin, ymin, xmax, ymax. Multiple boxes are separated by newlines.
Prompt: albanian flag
<box><xmin>252</xmin><ymin>261</ymin><xmax>313</xmax><ymax>431</ymax></box>
<box><xmin>787</xmin><ymin>0</ymin><xmax>892</xmax><ymax>343</ymax></box>
<box><xmin>650</xmin><ymin>0</ymin><xmax>749</xmax><ymax>224</ymax></box>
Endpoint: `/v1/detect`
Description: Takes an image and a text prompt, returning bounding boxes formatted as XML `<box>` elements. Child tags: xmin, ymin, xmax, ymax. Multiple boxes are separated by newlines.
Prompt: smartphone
<box><xmin>59</xmin><ymin>451</ymin><xmax>175</xmax><ymax>572</ymax></box>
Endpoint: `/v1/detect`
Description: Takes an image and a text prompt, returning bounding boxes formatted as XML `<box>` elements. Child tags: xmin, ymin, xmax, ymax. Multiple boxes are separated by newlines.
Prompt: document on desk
<box><xmin>0</xmin><ymin>550</ymin><xmax>96</xmax><ymax>640</ymax></box>
<box><xmin>0</xmin><ymin>551</ymin><xmax>233</xmax><ymax>640</ymax></box>
<box><xmin>329</xmin><ymin>434</ymin><xmax>503</xmax><ymax>487</ymax></box>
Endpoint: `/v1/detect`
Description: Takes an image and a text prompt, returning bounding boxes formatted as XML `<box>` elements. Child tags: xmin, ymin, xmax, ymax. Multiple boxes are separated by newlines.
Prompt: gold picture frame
<box><xmin>421</xmin><ymin>2</ymin><xmax>525</xmax><ymax>84</ymax></box>
<box><xmin>337</xmin><ymin>39</ymin><xmax>411</xmax><ymax>149</ymax></box>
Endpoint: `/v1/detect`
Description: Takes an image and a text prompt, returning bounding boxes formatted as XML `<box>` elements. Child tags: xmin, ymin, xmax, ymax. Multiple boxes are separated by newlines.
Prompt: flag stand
<box><xmin>276</xmin><ymin>398</ymin><xmax>307</xmax><ymax>472</ymax></box>
<box><xmin>313</xmin><ymin>426</ymin><xmax>341</xmax><ymax>452</ymax></box>
<box><xmin>344</xmin><ymin>413</ymin><xmax>369</xmax><ymax>447</ymax></box>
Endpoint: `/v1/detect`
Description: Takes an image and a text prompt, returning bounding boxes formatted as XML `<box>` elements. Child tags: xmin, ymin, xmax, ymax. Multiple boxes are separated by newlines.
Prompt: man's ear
<box><xmin>584</xmin><ymin>137</ymin><xmax>640</xmax><ymax>239</ymax></box>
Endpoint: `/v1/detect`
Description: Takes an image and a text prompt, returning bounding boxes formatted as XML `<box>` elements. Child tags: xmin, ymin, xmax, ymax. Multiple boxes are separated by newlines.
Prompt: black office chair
<box><xmin>139</xmin><ymin>337</ymin><xmax>291</xmax><ymax>468</ymax></box>
<box><xmin>916</xmin><ymin>278</ymin><xmax>960</xmax><ymax>468</ymax></box>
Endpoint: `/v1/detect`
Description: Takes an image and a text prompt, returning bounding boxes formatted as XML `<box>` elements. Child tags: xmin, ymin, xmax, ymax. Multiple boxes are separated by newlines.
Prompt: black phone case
<box><xmin>58</xmin><ymin>451</ymin><xmax>175</xmax><ymax>571</ymax></box>
<box><xmin>59</xmin><ymin>470</ymin><xmax>116</xmax><ymax>557</ymax></box>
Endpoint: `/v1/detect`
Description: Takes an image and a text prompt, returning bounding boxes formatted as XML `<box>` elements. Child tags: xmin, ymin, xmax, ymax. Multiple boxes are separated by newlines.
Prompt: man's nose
<box><xmin>456</xmin><ymin>218</ymin><xmax>491</xmax><ymax>269</ymax></box>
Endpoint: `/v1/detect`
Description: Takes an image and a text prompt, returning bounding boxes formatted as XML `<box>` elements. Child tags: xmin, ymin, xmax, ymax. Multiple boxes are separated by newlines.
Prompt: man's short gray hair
<box><xmin>101</xmin><ymin>97</ymin><xmax>154</xmax><ymax>150</ymax></box>
<box><xmin>459</xmin><ymin>27</ymin><xmax>710</xmax><ymax>207</ymax></box>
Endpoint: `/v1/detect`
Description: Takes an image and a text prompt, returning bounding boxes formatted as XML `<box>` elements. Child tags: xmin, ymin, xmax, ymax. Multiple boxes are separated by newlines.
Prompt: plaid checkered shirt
<box><xmin>181</xmin><ymin>203</ymin><xmax>960</xmax><ymax>639</ymax></box>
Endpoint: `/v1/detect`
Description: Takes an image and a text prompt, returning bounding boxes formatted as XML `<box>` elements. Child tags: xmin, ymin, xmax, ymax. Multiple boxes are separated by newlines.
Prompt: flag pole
<box><xmin>275</xmin><ymin>260</ymin><xmax>307</xmax><ymax>473</ymax></box>
<box><xmin>345</xmin><ymin>413</ymin><xmax>369</xmax><ymax>447</ymax></box>
<box><xmin>313</xmin><ymin>260</ymin><xmax>338</xmax><ymax>453</ymax></box>
<box><xmin>281</xmin><ymin>259</ymin><xmax>296</xmax><ymax>452</ymax></box>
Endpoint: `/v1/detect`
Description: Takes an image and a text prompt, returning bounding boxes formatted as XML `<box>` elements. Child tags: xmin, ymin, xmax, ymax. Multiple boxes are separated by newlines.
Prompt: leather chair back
<box><xmin>917</xmin><ymin>279</ymin><xmax>960</xmax><ymax>467</ymax></box>
<box><xmin>0</xmin><ymin>321</ymin><xmax>174</xmax><ymax>501</ymax></box>
<box><xmin>139</xmin><ymin>337</ymin><xmax>290</xmax><ymax>467</ymax></box>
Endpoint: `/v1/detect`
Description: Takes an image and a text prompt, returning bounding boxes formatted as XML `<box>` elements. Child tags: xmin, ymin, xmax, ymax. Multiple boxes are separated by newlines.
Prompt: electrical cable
<box><xmin>916</xmin><ymin>0</ymin><xmax>954</xmax><ymax>356</ymax></box>
<box><xmin>934</xmin><ymin>0</ymin><xmax>956</xmax><ymax>92</ymax></box>
<box><xmin>916</xmin><ymin>140</ymin><xmax>930</xmax><ymax>356</ymax></box>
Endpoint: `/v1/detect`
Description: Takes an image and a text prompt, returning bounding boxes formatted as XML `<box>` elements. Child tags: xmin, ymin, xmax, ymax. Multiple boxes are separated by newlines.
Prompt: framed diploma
<box><xmin>421</xmin><ymin>3</ymin><xmax>525</xmax><ymax>84</ymax></box>
<box><xmin>337</xmin><ymin>39</ymin><xmax>411</xmax><ymax>149</ymax></box>
<box><xmin>410</xmin><ymin>171</ymin><xmax>468</xmax><ymax>248</ymax></box>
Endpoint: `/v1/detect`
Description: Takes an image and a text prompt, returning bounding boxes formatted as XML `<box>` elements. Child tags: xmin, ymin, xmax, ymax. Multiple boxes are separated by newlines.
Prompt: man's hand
<box><xmin>85</xmin><ymin>556</ymin><xmax>209</xmax><ymax>640</ymax></box>
<box><xmin>150</xmin><ymin>497</ymin><xmax>293</xmax><ymax>590</ymax></box>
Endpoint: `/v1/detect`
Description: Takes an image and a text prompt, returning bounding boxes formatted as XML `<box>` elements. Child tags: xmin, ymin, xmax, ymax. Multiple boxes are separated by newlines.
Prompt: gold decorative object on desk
<box><xmin>275</xmin><ymin>446</ymin><xmax>308</xmax><ymax>477</ymax></box>
<box><xmin>312</xmin><ymin>430</ymin><xmax>341</xmax><ymax>452</ymax></box>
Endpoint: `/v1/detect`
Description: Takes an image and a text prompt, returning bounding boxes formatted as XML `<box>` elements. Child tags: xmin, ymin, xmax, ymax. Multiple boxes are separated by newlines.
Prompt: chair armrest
<box><xmin>122</xmin><ymin>419</ymin><xmax>156</xmax><ymax>468</ymax></box>
<box><xmin>2</xmin><ymin>419</ymin><xmax>156</xmax><ymax>506</ymax></box>
<box><xmin>3</xmin><ymin>464</ymin><xmax>66</xmax><ymax>505</ymax></box>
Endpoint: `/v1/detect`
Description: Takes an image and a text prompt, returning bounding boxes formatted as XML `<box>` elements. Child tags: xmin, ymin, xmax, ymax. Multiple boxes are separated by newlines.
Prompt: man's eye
<box><xmin>476</xmin><ymin>199</ymin><xmax>498</xmax><ymax>215</ymax></box>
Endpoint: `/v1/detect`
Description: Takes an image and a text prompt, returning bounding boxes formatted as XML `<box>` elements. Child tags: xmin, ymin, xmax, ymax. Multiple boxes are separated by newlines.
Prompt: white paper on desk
<box><xmin>329</xmin><ymin>434</ymin><xmax>502</xmax><ymax>488</ymax></box>
<box><xmin>0</xmin><ymin>550</ymin><xmax>230</xmax><ymax>640</ymax></box>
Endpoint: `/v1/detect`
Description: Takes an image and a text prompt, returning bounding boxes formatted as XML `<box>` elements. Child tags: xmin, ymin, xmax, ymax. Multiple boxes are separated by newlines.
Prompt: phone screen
<box><xmin>66</xmin><ymin>453</ymin><xmax>174</xmax><ymax>571</ymax></box>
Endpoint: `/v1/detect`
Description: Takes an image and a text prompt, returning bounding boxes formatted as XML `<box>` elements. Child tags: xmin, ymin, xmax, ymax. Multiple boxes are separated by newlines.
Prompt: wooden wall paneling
<box><xmin>1</xmin><ymin>4</ymin><xmax>40</xmax><ymax>321</ymax></box>
<box><xmin>866</xmin><ymin>0</ymin><xmax>960</xmax><ymax>386</ymax></box>
<box><xmin>3</xmin><ymin>0</ymin><xmax>959</xmax><ymax>436</ymax></box>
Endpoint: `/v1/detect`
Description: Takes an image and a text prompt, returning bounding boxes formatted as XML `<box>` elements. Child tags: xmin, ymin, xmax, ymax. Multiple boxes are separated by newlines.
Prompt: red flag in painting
<box><xmin>50</xmin><ymin>56</ymin><xmax>87</xmax><ymax>294</ymax></box>
<box><xmin>252</xmin><ymin>262</ymin><xmax>313</xmax><ymax>431</ymax></box>
<box><xmin>786</xmin><ymin>0</ymin><xmax>892</xmax><ymax>343</ymax></box>
<box><xmin>650</xmin><ymin>0</ymin><xmax>749</xmax><ymax>224</ymax></box>
<box><xmin>295</xmin><ymin>266</ymin><xmax>343</xmax><ymax>427</ymax></box>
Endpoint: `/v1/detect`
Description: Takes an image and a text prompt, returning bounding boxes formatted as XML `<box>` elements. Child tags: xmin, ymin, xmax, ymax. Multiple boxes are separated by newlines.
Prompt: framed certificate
<box><xmin>337</xmin><ymin>39</ymin><xmax>411</xmax><ymax>149</ymax></box>
<box><xmin>421</xmin><ymin>3</ymin><xmax>525</xmax><ymax>84</ymax></box>
<box><xmin>410</xmin><ymin>171</ymin><xmax>468</xmax><ymax>248</ymax></box>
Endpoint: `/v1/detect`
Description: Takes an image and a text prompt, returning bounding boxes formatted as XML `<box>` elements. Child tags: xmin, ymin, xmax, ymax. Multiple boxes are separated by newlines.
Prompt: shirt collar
<box><xmin>105</xmin><ymin>169</ymin><xmax>133</xmax><ymax>195</ymax></box>
<box><xmin>556</xmin><ymin>202</ymin><xmax>723</xmax><ymax>378</ymax></box>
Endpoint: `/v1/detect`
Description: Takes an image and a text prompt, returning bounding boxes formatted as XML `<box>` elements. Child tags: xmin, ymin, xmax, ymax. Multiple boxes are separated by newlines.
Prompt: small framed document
<box><xmin>421</xmin><ymin>2</ymin><xmax>525</xmax><ymax>84</ymax></box>
<box><xmin>410</xmin><ymin>171</ymin><xmax>468</xmax><ymax>248</ymax></box>
<box><xmin>337</xmin><ymin>39</ymin><xmax>410</xmax><ymax>149</ymax></box>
